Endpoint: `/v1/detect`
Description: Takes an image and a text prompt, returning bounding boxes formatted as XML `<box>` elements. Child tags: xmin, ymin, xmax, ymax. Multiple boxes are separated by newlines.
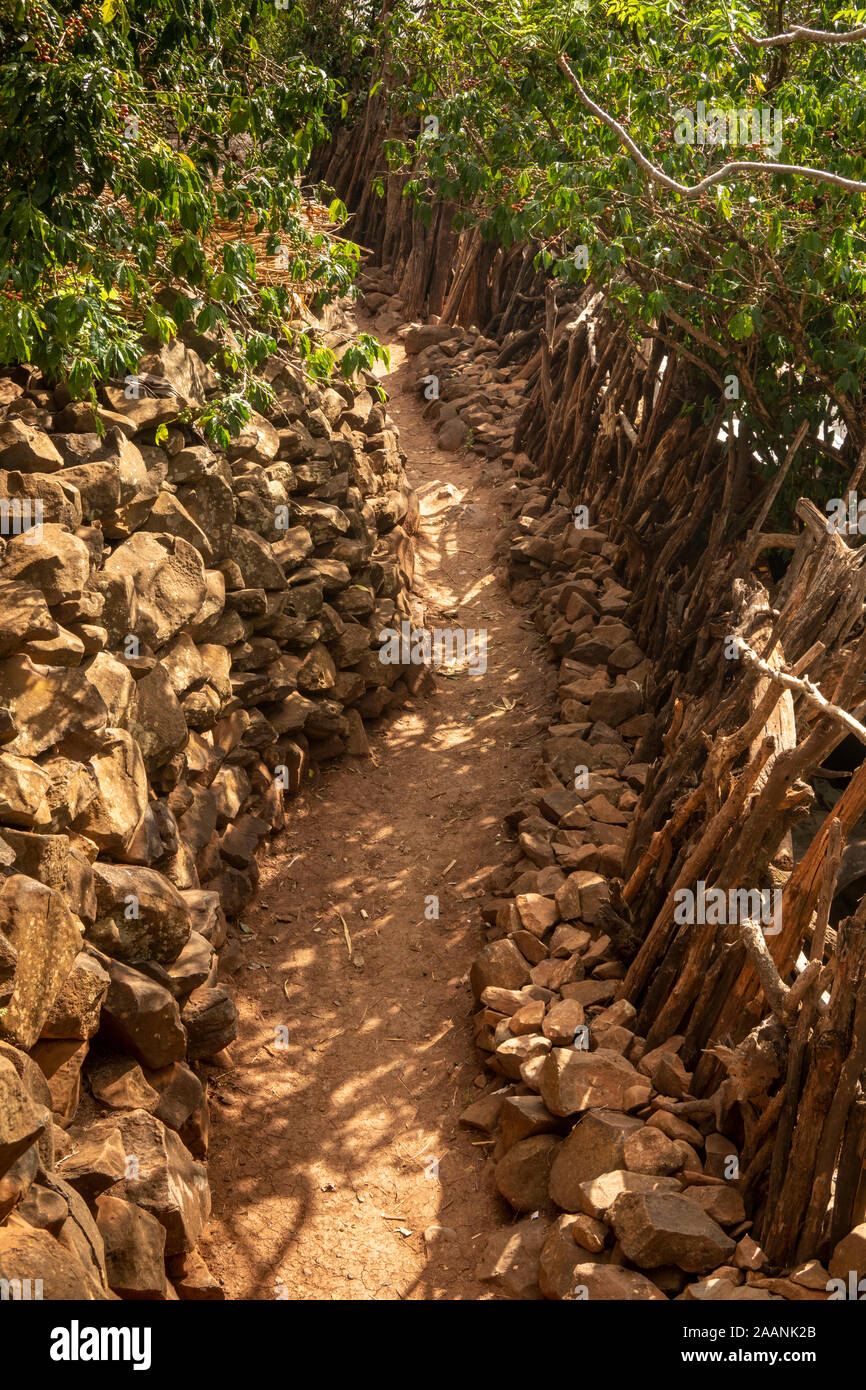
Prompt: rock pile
<box><xmin>361</xmin><ymin>266</ymin><xmax>527</xmax><ymax>458</ymax></box>
<box><xmin>463</xmin><ymin>472</ymin><xmax>864</xmax><ymax>1300</ymax></box>
<box><xmin>0</xmin><ymin>301</ymin><xmax>419</xmax><ymax>1298</ymax></box>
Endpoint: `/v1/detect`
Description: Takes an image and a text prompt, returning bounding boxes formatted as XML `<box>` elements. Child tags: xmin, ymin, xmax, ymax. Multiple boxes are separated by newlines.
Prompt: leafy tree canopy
<box><xmin>380</xmin><ymin>0</ymin><xmax>866</xmax><ymax>500</ymax></box>
<box><xmin>0</xmin><ymin>0</ymin><xmax>385</xmax><ymax>444</ymax></box>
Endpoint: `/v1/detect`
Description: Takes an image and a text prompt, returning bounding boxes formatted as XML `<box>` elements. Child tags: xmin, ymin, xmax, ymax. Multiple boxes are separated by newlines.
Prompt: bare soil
<box><xmin>199</xmin><ymin>324</ymin><xmax>555</xmax><ymax>1299</ymax></box>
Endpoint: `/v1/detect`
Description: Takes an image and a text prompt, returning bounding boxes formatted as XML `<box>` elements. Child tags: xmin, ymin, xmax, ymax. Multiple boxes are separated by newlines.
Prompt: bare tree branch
<box><xmin>743</xmin><ymin>25</ymin><xmax>866</xmax><ymax>48</ymax></box>
<box><xmin>739</xmin><ymin>917</ymin><xmax>790</xmax><ymax>1021</ymax></box>
<box><xmin>556</xmin><ymin>54</ymin><xmax>866</xmax><ymax>197</ymax></box>
<box><xmin>736</xmin><ymin>638</ymin><xmax>866</xmax><ymax>746</ymax></box>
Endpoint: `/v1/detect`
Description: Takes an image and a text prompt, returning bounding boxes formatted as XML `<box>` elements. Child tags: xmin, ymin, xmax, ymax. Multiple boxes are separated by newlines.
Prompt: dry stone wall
<box><xmin>0</xmin><ymin>300</ymin><xmax>420</xmax><ymax>1299</ymax></box>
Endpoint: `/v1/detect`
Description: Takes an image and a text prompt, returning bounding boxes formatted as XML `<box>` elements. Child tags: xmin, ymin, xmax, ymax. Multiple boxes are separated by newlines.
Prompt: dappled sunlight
<box><xmin>199</xmin><ymin>324</ymin><xmax>555</xmax><ymax>1300</ymax></box>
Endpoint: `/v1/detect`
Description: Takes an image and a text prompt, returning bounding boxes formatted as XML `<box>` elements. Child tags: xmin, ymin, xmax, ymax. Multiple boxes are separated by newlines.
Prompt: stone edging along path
<box><xmin>363</xmin><ymin>265</ymin><xmax>853</xmax><ymax>1303</ymax></box>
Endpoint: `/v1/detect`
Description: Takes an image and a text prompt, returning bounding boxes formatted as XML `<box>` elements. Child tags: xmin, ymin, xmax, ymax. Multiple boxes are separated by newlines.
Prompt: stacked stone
<box><xmin>360</xmin><ymin>266</ymin><xmax>527</xmax><ymax>458</ymax></box>
<box><xmin>0</xmin><ymin>303</ymin><xmax>419</xmax><ymax>1298</ymax></box>
<box><xmin>460</xmin><ymin>478</ymin><xmax>862</xmax><ymax>1301</ymax></box>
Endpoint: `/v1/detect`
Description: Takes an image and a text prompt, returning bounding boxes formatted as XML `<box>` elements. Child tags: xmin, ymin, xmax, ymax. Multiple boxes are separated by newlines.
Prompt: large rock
<box><xmin>0</xmin><ymin>827</ymin><xmax>68</xmax><ymax>893</ymax></box>
<box><xmin>38</xmin><ymin>757</ymin><xmax>98</xmax><ymax>836</ymax></box>
<box><xmin>55</xmin><ymin>1123</ymin><xmax>127</xmax><ymax>1200</ymax></box>
<box><xmin>89</xmin><ymin>1056</ymin><xmax>160</xmax><ymax>1113</ymax></box>
<box><xmin>142</xmin><ymin>492</ymin><xmax>211</xmax><ymax>559</ymax></box>
<box><xmin>0</xmin><ymin>875</ymin><xmax>83</xmax><ymax>1049</ymax></box>
<box><xmin>100</xmin><ymin>960</ymin><xmax>187</xmax><ymax>1069</ymax></box>
<box><xmin>95</xmin><ymin>1192</ymin><xmax>167</xmax><ymax>1299</ymax></box>
<box><xmin>623</xmin><ymin>1125</ymin><xmax>687</xmax><ymax>1176</ymax></box>
<box><xmin>89</xmin><ymin>1108</ymin><xmax>210</xmax><ymax>1255</ymax></box>
<box><xmin>548</xmin><ymin>1109</ymin><xmax>644</xmax><ymax>1211</ymax></box>
<box><xmin>58</xmin><ymin>460</ymin><xmax>122</xmax><ymax>517</ymax></box>
<box><xmin>15</xmin><ymin>1179</ymin><xmax>67</xmax><ymax>1235</ymax></box>
<box><xmin>680</xmin><ymin>1184</ymin><xmax>745</xmax><ymax>1226</ymax></box>
<box><xmin>228</xmin><ymin>527</ymin><xmax>286</xmax><ymax>590</ymax></box>
<box><xmin>82</xmin><ymin>650</ymin><xmax>136</xmax><ymax>728</ymax></box>
<box><xmin>609</xmin><ymin>1190</ymin><xmax>736</xmax><ymax>1272</ymax></box>
<box><xmin>0</xmin><ymin>1129</ymin><xmax>43</xmax><ymax>1223</ymax></box>
<box><xmin>538</xmin><ymin>1214</ymin><xmax>600</xmax><ymax>1300</ymax></box>
<box><xmin>577</xmin><ymin>1169</ymin><xmax>682</xmax><ymax>1220</ymax></box>
<box><xmin>225</xmin><ymin>411</ymin><xmax>279</xmax><ymax>464</ymax></box>
<box><xmin>403</xmin><ymin>323</ymin><xmax>458</xmax><ymax>354</ymax></box>
<box><xmin>540</xmin><ymin>1048</ymin><xmax>651</xmax><ymax>1118</ymax></box>
<box><xmin>0</xmin><ymin>1219</ymin><xmax>108</xmax><ymax>1299</ymax></box>
<box><xmin>2</xmin><ymin>525</ymin><xmax>90</xmax><ymax>606</ymax></box>
<box><xmin>0</xmin><ymin>1039</ymin><xmax>53</xmax><ymax>1115</ymax></box>
<box><xmin>829</xmin><ymin>1223</ymin><xmax>866</xmax><ymax>1280</ymax></box>
<box><xmin>142</xmin><ymin>1060</ymin><xmax>205</xmax><ymax>1135</ymax></box>
<box><xmin>178</xmin><ymin>473</ymin><xmax>235</xmax><ymax>562</ymax></box>
<box><xmin>72</xmin><ymin>729</ymin><xmax>149</xmax><ymax>855</ymax></box>
<box><xmin>0</xmin><ymin>418</ymin><xmax>63</xmax><ymax>471</ymax></box>
<box><xmin>30</xmin><ymin>1037</ymin><xmax>89</xmax><ymax>1123</ymax></box>
<box><xmin>0</xmin><ymin>468</ymin><xmax>82</xmax><ymax>532</ymax></box>
<box><xmin>555</xmin><ymin>871</ymin><xmax>609</xmax><ymax>924</ymax></box>
<box><xmin>495</xmin><ymin>1134</ymin><xmax>560</xmax><ymax>1213</ymax></box>
<box><xmin>0</xmin><ymin>1054</ymin><xmax>46</xmax><ymax>1178</ymax></box>
<box><xmin>0</xmin><ymin>579</ymin><xmax>57</xmax><ymax>656</ymax></box>
<box><xmin>102</xmin><ymin>532</ymin><xmax>207</xmax><ymax>649</ymax></box>
<box><xmin>0</xmin><ymin>751</ymin><xmax>52</xmax><ymax>827</ymax></box>
<box><xmin>128</xmin><ymin>664</ymin><xmax>188</xmax><ymax>769</ymax></box>
<box><xmin>137</xmin><ymin>339</ymin><xmax>219</xmax><ymax>407</ymax></box>
<box><xmin>90</xmin><ymin>430</ymin><xmax>158</xmax><ymax>536</ymax></box>
<box><xmin>92</xmin><ymin>864</ymin><xmax>192</xmax><ymax>964</ymax></box>
<box><xmin>0</xmin><ymin>654</ymin><xmax>108</xmax><ymax>757</ymax></box>
<box><xmin>166</xmin><ymin>931</ymin><xmax>214</xmax><ymax>1000</ymax></box>
<box><xmin>470</xmin><ymin>937</ymin><xmax>532</xmax><ymax>999</ymax></box>
<box><xmin>181</xmin><ymin>985</ymin><xmax>238</xmax><ymax>1060</ymax></box>
<box><xmin>40</xmin><ymin>951</ymin><xmax>109</xmax><ymax>1040</ymax></box>
<box><xmin>38</xmin><ymin>1172</ymin><xmax>109</xmax><ymax>1297</ymax></box>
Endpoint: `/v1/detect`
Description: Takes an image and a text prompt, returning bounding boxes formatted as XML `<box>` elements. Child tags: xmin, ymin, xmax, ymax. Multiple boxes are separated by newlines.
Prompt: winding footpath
<box><xmin>199</xmin><ymin>320</ymin><xmax>556</xmax><ymax>1299</ymax></box>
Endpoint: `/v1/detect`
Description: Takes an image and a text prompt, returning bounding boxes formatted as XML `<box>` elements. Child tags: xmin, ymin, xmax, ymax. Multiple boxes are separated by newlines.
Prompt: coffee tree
<box><xmin>381</xmin><ymin>0</ymin><xmax>866</xmax><ymax>508</ymax></box>
<box><xmin>0</xmin><ymin>0</ymin><xmax>385</xmax><ymax>443</ymax></box>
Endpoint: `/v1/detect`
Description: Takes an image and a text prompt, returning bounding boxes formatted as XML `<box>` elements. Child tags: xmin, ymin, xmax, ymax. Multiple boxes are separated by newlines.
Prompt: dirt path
<box><xmin>199</xmin><ymin>322</ymin><xmax>555</xmax><ymax>1300</ymax></box>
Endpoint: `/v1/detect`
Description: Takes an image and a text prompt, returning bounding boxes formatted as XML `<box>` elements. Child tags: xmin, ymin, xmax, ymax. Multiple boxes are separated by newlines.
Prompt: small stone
<box><xmin>542</xmin><ymin>998</ymin><xmax>585</xmax><ymax>1044</ymax></box>
<box><xmin>570</xmin><ymin>1213</ymin><xmax>608</xmax><ymax>1253</ymax></box>
<box><xmin>735</xmin><ymin>1234</ymin><xmax>766</xmax><ymax>1271</ymax></box>
<box><xmin>680</xmin><ymin>1184</ymin><xmax>746</xmax><ymax>1227</ymax></box>
<box><xmin>422</xmin><ymin>1224</ymin><xmax>457</xmax><ymax>1247</ymax></box>
<box><xmin>166</xmin><ymin>1247</ymin><xmax>225</xmax><ymax>1300</ymax></box>
<box><xmin>623</xmin><ymin>1125</ymin><xmax>687</xmax><ymax>1176</ymax></box>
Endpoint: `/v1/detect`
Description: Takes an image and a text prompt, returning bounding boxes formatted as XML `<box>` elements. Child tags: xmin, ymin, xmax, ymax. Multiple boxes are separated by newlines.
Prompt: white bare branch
<box><xmin>556</xmin><ymin>54</ymin><xmax>866</xmax><ymax>198</ymax></box>
<box><xmin>743</xmin><ymin>25</ymin><xmax>866</xmax><ymax>48</ymax></box>
<box><xmin>736</xmin><ymin>639</ymin><xmax>866</xmax><ymax>747</ymax></box>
